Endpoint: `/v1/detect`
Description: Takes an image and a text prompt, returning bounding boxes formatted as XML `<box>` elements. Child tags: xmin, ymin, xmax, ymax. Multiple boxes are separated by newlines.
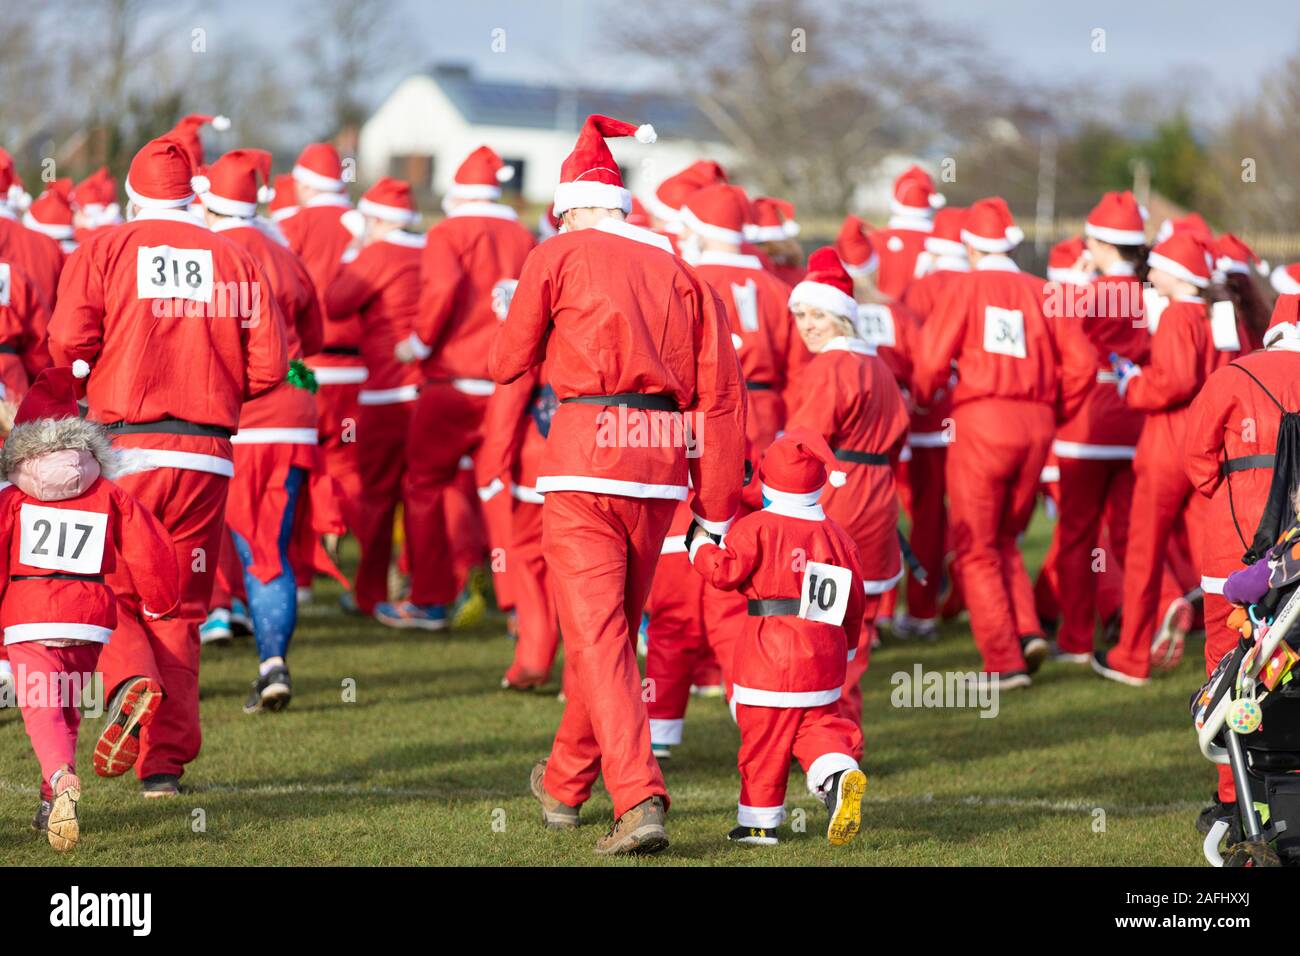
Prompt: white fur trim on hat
<box><xmin>447</xmin><ymin>182</ymin><xmax>503</xmax><ymax>201</ymax></box>
<box><xmin>553</xmin><ymin>180</ymin><xmax>631</xmax><ymax>216</ymax></box>
<box><xmin>788</xmin><ymin>280</ymin><xmax>858</xmax><ymax>323</ymax></box>
<box><xmin>1148</xmin><ymin>250</ymin><xmax>1209</xmax><ymax>289</ymax></box>
<box><xmin>961</xmin><ymin>226</ymin><xmax>1023</xmax><ymax>254</ymax></box>
<box><xmin>339</xmin><ymin>208</ymin><xmax>365</xmax><ymax>237</ymax></box>
<box><xmin>200</xmin><ymin>191</ymin><xmax>257</xmax><ymax>218</ymax></box>
<box><xmin>358</xmin><ymin>197</ymin><xmax>417</xmax><ymax>225</ymax></box>
<box><xmin>21</xmin><ymin>212</ymin><xmax>73</xmax><ymax>240</ymax></box>
<box><xmin>1084</xmin><ymin>221</ymin><xmax>1146</xmax><ymax>246</ymax></box>
<box><xmin>924</xmin><ymin>236</ymin><xmax>965</xmax><ymax>258</ymax></box>
<box><xmin>744</xmin><ymin>223</ymin><xmax>786</xmax><ymax>243</ymax></box>
<box><xmin>292</xmin><ymin>163</ymin><xmax>344</xmax><ymax>192</ymax></box>
<box><xmin>842</xmin><ymin>252</ymin><xmax>878</xmax><ymax>278</ymax></box>
<box><xmin>125</xmin><ymin>178</ymin><xmax>194</xmax><ymax>210</ymax></box>
<box><xmin>679</xmin><ymin>205</ymin><xmax>745</xmax><ymax>246</ymax></box>
<box><xmin>760</xmin><ymin>484</ymin><xmax>824</xmax><ymax>506</ymax></box>
<box><xmin>890</xmin><ymin>198</ymin><xmax>936</xmax><ymax>218</ymax></box>
<box><xmin>1272</xmin><ymin>266</ymin><xmax>1300</xmax><ymax>296</ymax></box>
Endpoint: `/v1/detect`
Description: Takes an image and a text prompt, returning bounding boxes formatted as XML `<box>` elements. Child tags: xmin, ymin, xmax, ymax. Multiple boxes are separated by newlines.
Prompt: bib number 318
<box><xmin>798</xmin><ymin>561</ymin><xmax>853</xmax><ymax>627</ymax></box>
<box><xmin>136</xmin><ymin>246</ymin><xmax>214</xmax><ymax>302</ymax></box>
<box><xmin>18</xmin><ymin>504</ymin><xmax>108</xmax><ymax>575</ymax></box>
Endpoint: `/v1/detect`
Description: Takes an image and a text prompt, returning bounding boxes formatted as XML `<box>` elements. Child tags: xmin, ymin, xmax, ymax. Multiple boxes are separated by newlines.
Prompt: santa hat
<box><xmin>71</xmin><ymin>167</ymin><xmax>121</xmax><ymax>224</ymax></box>
<box><xmin>126</xmin><ymin>136</ymin><xmax>204</xmax><ymax>209</ymax></box>
<box><xmin>1216</xmin><ymin>233</ymin><xmax>1267</xmax><ymax>277</ymax></box>
<box><xmin>169</xmin><ymin>113</ymin><xmax>231</xmax><ymax>168</ymax></box>
<box><xmin>1271</xmin><ymin>263</ymin><xmax>1300</xmax><ymax>296</ymax></box>
<box><xmin>1084</xmin><ymin>191</ymin><xmax>1147</xmax><ymax>246</ymax></box>
<box><xmin>23</xmin><ymin>180</ymin><xmax>75</xmax><ymax>240</ymax></box>
<box><xmin>891</xmin><ymin>165</ymin><xmax>945</xmax><ymax>217</ymax></box>
<box><xmin>625</xmin><ymin>196</ymin><xmax>652</xmax><ymax>229</ymax></box>
<box><xmin>679</xmin><ymin>184</ymin><xmax>752</xmax><ymax>246</ymax></box>
<box><xmin>358</xmin><ymin>177</ymin><xmax>417</xmax><ymax>225</ymax></box>
<box><xmin>446</xmin><ymin>146</ymin><xmax>513</xmax><ymax>202</ymax></box>
<box><xmin>788</xmin><ymin>247</ymin><xmax>858</xmax><ymax>324</ymax></box>
<box><xmin>1263</xmin><ymin>293</ymin><xmax>1300</xmax><ymax>349</ymax></box>
<box><xmin>643</xmin><ymin>160</ymin><xmax>726</xmax><ymax>227</ymax></box>
<box><xmin>261</xmin><ymin>174</ymin><xmax>297</xmax><ymax>222</ymax></box>
<box><xmin>13</xmin><ymin>366</ymin><xmax>80</xmax><ymax>425</ymax></box>
<box><xmin>199</xmin><ymin>148</ymin><xmax>273</xmax><ymax>218</ymax></box>
<box><xmin>553</xmin><ymin>115</ymin><xmax>656</xmax><ymax>217</ymax></box>
<box><xmin>760</xmin><ymin>427</ymin><xmax>847</xmax><ymax>501</ymax></box>
<box><xmin>0</xmin><ymin>149</ymin><xmax>31</xmax><ymax>211</ymax></box>
<box><xmin>746</xmin><ymin>196</ymin><xmax>799</xmax><ymax>242</ymax></box>
<box><xmin>1154</xmin><ymin>212</ymin><xmax>1213</xmax><ymax>245</ymax></box>
<box><xmin>924</xmin><ymin>207</ymin><xmax>967</xmax><ymax>259</ymax></box>
<box><xmin>1047</xmin><ymin>236</ymin><xmax>1091</xmax><ymax>286</ymax></box>
<box><xmin>834</xmin><ymin>216</ymin><xmax>877</xmax><ymax>278</ymax></box>
<box><xmin>1147</xmin><ymin>232</ymin><xmax>1214</xmax><ymax>289</ymax></box>
<box><xmin>961</xmin><ymin>197</ymin><xmax>1023</xmax><ymax>253</ymax></box>
<box><xmin>293</xmin><ymin>143</ymin><xmax>346</xmax><ymax>192</ymax></box>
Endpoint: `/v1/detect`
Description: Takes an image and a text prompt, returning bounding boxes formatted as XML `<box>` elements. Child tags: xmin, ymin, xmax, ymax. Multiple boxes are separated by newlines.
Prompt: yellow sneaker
<box><xmin>825</xmin><ymin>768</ymin><xmax>867</xmax><ymax>846</ymax></box>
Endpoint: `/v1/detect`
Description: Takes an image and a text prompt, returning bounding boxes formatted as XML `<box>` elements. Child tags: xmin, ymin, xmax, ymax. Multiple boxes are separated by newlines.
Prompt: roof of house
<box><xmin>426</xmin><ymin>63</ymin><xmax>721</xmax><ymax>141</ymax></box>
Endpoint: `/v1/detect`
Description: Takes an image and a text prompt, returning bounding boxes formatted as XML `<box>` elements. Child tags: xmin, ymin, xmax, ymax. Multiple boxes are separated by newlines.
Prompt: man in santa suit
<box><xmin>387</xmin><ymin>145</ymin><xmax>534</xmax><ymax>629</ymax></box>
<box><xmin>913</xmin><ymin>198</ymin><xmax>1096</xmax><ymax>685</ymax></box>
<box><xmin>0</xmin><ymin>150</ymin><xmax>64</xmax><ymax>311</ymax></box>
<box><xmin>748</xmin><ymin>197</ymin><xmax>805</xmax><ymax>287</ymax></box>
<box><xmin>869</xmin><ymin>165</ymin><xmax>944</xmax><ymax>302</ymax></box>
<box><xmin>642</xmin><ymin>159</ymin><xmax>729</xmax><ymax>257</ymax></box>
<box><xmin>322</xmin><ymin>178</ymin><xmax>424</xmax><ymax>620</ymax></box>
<box><xmin>72</xmin><ymin>168</ymin><xmax>124</xmax><ymax>244</ymax></box>
<box><xmin>24</xmin><ymin>181</ymin><xmax>78</xmax><ymax>255</ymax></box>
<box><xmin>279</xmin><ymin>143</ymin><xmax>366</xmax><ymax>539</ymax></box>
<box><xmin>48</xmin><ymin>135</ymin><xmax>287</xmax><ymax>794</ymax></box>
<box><xmin>494</xmin><ymin>114</ymin><xmax>745</xmax><ymax>854</ymax></box>
<box><xmin>196</xmin><ymin>148</ymin><xmax>323</xmax><ymax>712</ymax></box>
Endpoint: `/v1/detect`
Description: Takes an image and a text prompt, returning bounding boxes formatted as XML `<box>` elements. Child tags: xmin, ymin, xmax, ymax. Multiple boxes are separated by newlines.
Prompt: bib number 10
<box><xmin>136</xmin><ymin>246</ymin><xmax>214</xmax><ymax>302</ymax></box>
<box><xmin>798</xmin><ymin>561</ymin><xmax>853</xmax><ymax>627</ymax></box>
<box><xmin>18</xmin><ymin>504</ymin><xmax>108</xmax><ymax>575</ymax></box>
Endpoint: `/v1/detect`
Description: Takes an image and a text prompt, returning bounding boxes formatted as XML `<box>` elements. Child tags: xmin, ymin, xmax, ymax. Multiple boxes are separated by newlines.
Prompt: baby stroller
<box><xmin>1192</xmin><ymin>580</ymin><xmax>1300</xmax><ymax>866</ymax></box>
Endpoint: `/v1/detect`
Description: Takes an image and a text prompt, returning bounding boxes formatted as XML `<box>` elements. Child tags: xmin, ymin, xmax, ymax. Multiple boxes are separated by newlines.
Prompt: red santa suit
<box><xmin>24</xmin><ymin>179</ymin><xmax>79</xmax><ymax>256</ymax></box>
<box><xmin>322</xmin><ymin>179</ymin><xmax>425</xmax><ymax>614</ymax></box>
<box><xmin>71</xmin><ymin>168</ymin><xmax>125</xmax><ymax>246</ymax></box>
<box><xmin>0</xmin><ymin>151</ymin><xmax>65</xmax><ymax>311</ymax></box>
<box><xmin>913</xmin><ymin>199</ymin><xmax>1096</xmax><ymax>678</ymax></box>
<box><xmin>689</xmin><ymin>428</ymin><xmax>865</xmax><ymax>830</ymax></box>
<box><xmin>0</xmin><ymin>259</ymin><xmax>50</xmax><ymax>403</ymax></box>
<box><xmin>749</xmin><ymin>196</ymin><xmax>805</xmax><ymax>287</ymax></box>
<box><xmin>784</xmin><ymin>248</ymin><xmax>909</xmax><ymax>729</ymax></box>
<box><xmin>1101</xmin><ymin>231</ymin><xmax>1245</xmax><ymax>683</ymax></box>
<box><xmin>644</xmin><ymin>500</ymin><xmax>707</xmax><ymax>746</ymax></box>
<box><xmin>641</xmin><ymin>159</ymin><xmax>729</xmax><ymax>254</ymax></box>
<box><xmin>490</xmin><ymin>115</ymin><xmax>745</xmax><ymax>822</ymax></box>
<box><xmin>1184</xmin><ymin>297</ymin><xmax>1300</xmax><ymax>800</ymax></box>
<box><xmin>869</xmin><ymin>165</ymin><xmax>944</xmax><ymax>301</ymax></box>
<box><xmin>47</xmin><ymin>136</ymin><xmax>287</xmax><ymax>781</ymax></box>
<box><xmin>279</xmin><ymin>144</ymin><xmax>365</xmax><ymax>531</ymax></box>
<box><xmin>401</xmin><ymin>147</ymin><xmax>535</xmax><ymax>610</ymax></box>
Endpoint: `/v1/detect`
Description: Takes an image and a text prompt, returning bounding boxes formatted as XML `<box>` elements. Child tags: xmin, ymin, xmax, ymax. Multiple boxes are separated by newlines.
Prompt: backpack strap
<box><xmin>1229</xmin><ymin>362</ymin><xmax>1289</xmax><ymax>413</ymax></box>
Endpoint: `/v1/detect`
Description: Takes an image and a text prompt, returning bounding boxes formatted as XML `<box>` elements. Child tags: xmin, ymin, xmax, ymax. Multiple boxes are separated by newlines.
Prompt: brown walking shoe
<box><xmin>594</xmin><ymin>795</ymin><xmax>669</xmax><ymax>856</ymax></box>
<box><xmin>530</xmin><ymin>759</ymin><xmax>580</xmax><ymax>829</ymax></box>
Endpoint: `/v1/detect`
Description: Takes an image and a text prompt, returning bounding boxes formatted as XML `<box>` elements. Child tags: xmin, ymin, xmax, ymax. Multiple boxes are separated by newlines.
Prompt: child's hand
<box><xmin>1108</xmin><ymin>352</ymin><xmax>1140</xmax><ymax>397</ymax></box>
<box><xmin>684</xmin><ymin>519</ymin><xmax>721</xmax><ymax>557</ymax></box>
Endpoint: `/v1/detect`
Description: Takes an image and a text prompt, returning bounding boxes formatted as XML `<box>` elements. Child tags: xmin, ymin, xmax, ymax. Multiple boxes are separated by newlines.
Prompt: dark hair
<box><xmin>1225</xmin><ymin>271</ymin><xmax>1271</xmax><ymax>348</ymax></box>
<box><xmin>1115</xmin><ymin>243</ymin><xmax>1150</xmax><ymax>284</ymax></box>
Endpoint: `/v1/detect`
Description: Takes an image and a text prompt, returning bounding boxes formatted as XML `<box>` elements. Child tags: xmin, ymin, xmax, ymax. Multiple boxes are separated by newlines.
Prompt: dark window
<box><xmin>500</xmin><ymin>158</ymin><xmax>525</xmax><ymax>195</ymax></box>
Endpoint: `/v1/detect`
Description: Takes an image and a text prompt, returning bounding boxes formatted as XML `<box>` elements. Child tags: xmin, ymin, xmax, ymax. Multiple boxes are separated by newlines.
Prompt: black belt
<box><xmin>748</xmin><ymin>598</ymin><xmax>801</xmax><ymax>617</ymax></box>
<box><xmin>0</xmin><ymin>345</ymin><xmax>17</xmax><ymax>355</ymax></box>
<box><xmin>745</xmin><ymin>381</ymin><xmax>773</xmax><ymax>391</ymax></box>
<box><xmin>1221</xmin><ymin>454</ymin><xmax>1275</xmax><ymax>476</ymax></box>
<box><xmin>561</xmin><ymin>393</ymin><xmax>679</xmax><ymax>412</ymax></box>
<box><xmin>321</xmin><ymin>346</ymin><xmax>361</xmax><ymax>357</ymax></box>
<box><xmin>12</xmin><ymin>573</ymin><xmax>104</xmax><ymax>583</ymax></box>
<box><xmin>833</xmin><ymin>448</ymin><xmax>889</xmax><ymax>466</ymax></box>
<box><xmin>104</xmin><ymin>417</ymin><xmax>232</xmax><ymax>439</ymax></box>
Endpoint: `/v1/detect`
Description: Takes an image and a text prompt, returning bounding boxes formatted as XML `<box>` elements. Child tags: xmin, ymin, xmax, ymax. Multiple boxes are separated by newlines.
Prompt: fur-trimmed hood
<box><xmin>2</xmin><ymin>416</ymin><xmax>119</xmax><ymax>478</ymax></box>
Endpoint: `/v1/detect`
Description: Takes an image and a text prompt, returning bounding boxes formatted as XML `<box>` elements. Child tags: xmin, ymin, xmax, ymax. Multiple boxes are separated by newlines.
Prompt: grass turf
<box><xmin>0</xmin><ymin>509</ymin><xmax>1212</xmax><ymax>866</ymax></box>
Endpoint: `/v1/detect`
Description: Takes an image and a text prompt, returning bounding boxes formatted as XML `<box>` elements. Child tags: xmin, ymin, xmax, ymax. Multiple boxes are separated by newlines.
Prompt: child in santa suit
<box><xmin>688</xmin><ymin>428</ymin><xmax>868</xmax><ymax>847</ymax></box>
<box><xmin>1</xmin><ymin>368</ymin><xmax>178</xmax><ymax>850</ymax></box>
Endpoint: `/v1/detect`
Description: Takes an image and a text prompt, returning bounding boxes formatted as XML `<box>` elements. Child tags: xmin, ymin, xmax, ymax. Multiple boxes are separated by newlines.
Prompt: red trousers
<box><xmin>9</xmin><ymin>641</ymin><xmax>102</xmax><ymax>801</ymax></box>
<box><xmin>906</xmin><ymin>445</ymin><xmax>948</xmax><ymax>621</ymax></box>
<box><xmin>502</xmin><ymin>500</ymin><xmax>561</xmax><ymax>685</ymax></box>
<box><xmin>476</xmin><ymin>478</ymin><xmax>511</xmax><ymax>609</ymax></box>
<box><xmin>1204</xmin><ymin>591</ymin><xmax>1238</xmax><ymax>801</ymax></box>
<box><xmin>540</xmin><ymin>491</ymin><xmax>674</xmax><ymax>818</ymax></box>
<box><xmin>353</xmin><ymin>401</ymin><xmax>413</xmax><ymax>613</ymax></box>
<box><xmin>735</xmin><ymin>702</ymin><xmax>860</xmax><ymax>828</ymax></box>
<box><xmin>645</xmin><ymin>551</ymin><xmax>705</xmax><ymax>746</ymax></box>
<box><xmin>404</xmin><ymin>383</ymin><xmax>487</xmax><ymax>606</ymax></box>
<box><xmin>314</xmin><ymin>382</ymin><xmax>362</xmax><ymax>532</ymax></box>
<box><xmin>100</xmin><ymin>468</ymin><xmax>229</xmax><ymax>779</ymax></box>
<box><xmin>209</xmin><ymin>527</ymin><xmax>246</xmax><ymax>608</ymax></box>
<box><xmin>839</xmin><ymin>593</ymin><xmax>881</xmax><ymax>755</ymax></box>
<box><xmin>947</xmin><ymin>400</ymin><xmax>1053</xmax><ymax>673</ymax></box>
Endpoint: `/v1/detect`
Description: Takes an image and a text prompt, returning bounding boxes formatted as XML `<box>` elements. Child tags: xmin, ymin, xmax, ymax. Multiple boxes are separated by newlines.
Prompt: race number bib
<box><xmin>798</xmin><ymin>561</ymin><xmax>853</xmax><ymax>627</ymax></box>
<box><xmin>1210</xmin><ymin>300</ymin><xmax>1241</xmax><ymax>352</ymax></box>
<box><xmin>18</xmin><ymin>504</ymin><xmax>108</xmax><ymax>575</ymax></box>
<box><xmin>491</xmin><ymin>279</ymin><xmax>518</xmax><ymax>321</ymax></box>
<box><xmin>136</xmin><ymin>246</ymin><xmax>214</xmax><ymax>302</ymax></box>
<box><xmin>983</xmin><ymin>306</ymin><xmax>1026</xmax><ymax>359</ymax></box>
<box><xmin>730</xmin><ymin>279</ymin><xmax>759</xmax><ymax>332</ymax></box>
<box><xmin>0</xmin><ymin>263</ymin><xmax>10</xmax><ymax>307</ymax></box>
<box><xmin>856</xmin><ymin>304</ymin><xmax>896</xmax><ymax>349</ymax></box>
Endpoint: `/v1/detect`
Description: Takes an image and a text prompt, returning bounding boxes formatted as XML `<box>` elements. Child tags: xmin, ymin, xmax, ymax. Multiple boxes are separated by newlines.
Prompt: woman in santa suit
<box><xmin>783</xmin><ymin>247</ymin><xmax>910</xmax><ymax>736</ymax></box>
<box><xmin>1096</xmin><ymin>232</ymin><xmax>1245</xmax><ymax>685</ymax></box>
<box><xmin>1214</xmin><ymin>234</ymin><xmax>1270</xmax><ymax>352</ymax></box>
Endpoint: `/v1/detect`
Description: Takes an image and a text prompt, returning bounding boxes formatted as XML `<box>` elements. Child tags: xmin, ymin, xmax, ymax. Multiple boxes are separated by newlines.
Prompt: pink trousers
<box><xmin>8</xmin><ymin>641</ymin><xmax>102</xmax><ymax>800</ymax></box>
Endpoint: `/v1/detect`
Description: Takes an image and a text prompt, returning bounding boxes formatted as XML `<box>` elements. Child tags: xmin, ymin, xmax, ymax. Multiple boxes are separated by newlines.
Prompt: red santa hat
<box><xmin>14</xmin><ymin>367</ymin><xmax>80</xmax><ymax>425</ymax></box>
<box><xmin>72</xmin><ymin>167</ymin><xmax>120</xmax><ymax>216</ymax></box>
<box><xmin>1215</xmin><ymin>233</ymin><xmax>1267</xmax><ymax>277</ymax></box>
<box><xmin>643</xmin><ymin>160</ymin><xmax>726</xmax><ymax>227</ymax></box>
<box><xmin>266</xmin><ymin>173</ymin><xmax>299</xmax><ymax>221</ymax></box>
<box><xmin>126</xmin><ymin>135</ymin><xmax>204</xmax><ymax>209</ymax></box>
<box><xmin>169</xmin><ymin>113</ymin><xmax>231</xmax><ymax>168</ymax></box>
<box><xmin>1271</xmin><ymin>263</ymin><xmax>1300</xmax><ymax>296</ymax></box>
<box><xmin>199</xmin><ymin>148</ymin><xmax>273</xmax><ymax>218</ymax></box>
<box><xmin>961</xmin><ymin>197</ymin><xmax>1023</xmax><ymax>253</ymax></box>
<box><xmin>1147</xmin><ymin>232</ymin><xmax>1214</xmax><ymax>289</ymax></box>
<box><xmin>1084</xmin><ymin>191</ymin><xmax>1147</xmax><ymax>246</ymax></box>
<box><xmin>625</xmin><ymin>196</ymin><xmax>652</xmax><ymax>229</ymax></box>
<box><xmin>1154</xmin><ymin>212</ymin><xmax>1213</xmax><ymax>245</ymax></box>
<box><xmin>23</xmin><ymin>180</ymin><xmax>75</xmax><ymax>240</ymax></box>
<box><xmin>553</xmin><ymin>114</ymin><xmax>656</xmax><ymax>217</ymax></box>
<box><xmin>759</xmin><ymin>426</ymin><xmax>847</xmax><ymax>499</ymax></box>
<box><xmin>1047</xmin><ymin>236</ymin><xmax>1091</xmax><ymax>286</ymax></box>
<box><xmin>923</xmin><ymin>207</ymin><xmax>967</xmax><ymax>259</ymax></box>
<box><xmin>788</xmin><ymin>246</ymin><xmax>858</xmax><ymax>324</ymax></box>
<box><xmin>0</xmin><ymin>149</ymin><xmax>31</xmax><ymax>211</ymax></box>
<box><xmin>746</xmin><ymin>196</ymin><xmax>799</xmax><ymax>242</ymax></box>
<box><xmin>1263</xmin><ymin>293</ymin><xmax>1300</xmax><ymax>349</ymax></box>
<box><xmin>891</xmin><ymin>165</ymin><xmax>945</xmax><ymax>217</ymax></box>
<box><xmin>358</xmin><ymin>177</ymin><xmax>418</xmax><ymax>225</ymax></box>
<box><xmin>834</xmin><ymin>216</ymin><xmax>877</xmax><ymax>278</ymax></box>
<box><xmin>679</xmin><ymin>184</ymin><xmax>752</xmax><ymax>246</ymax></box>
<box><xmin>446</xmin><ymin>146</ymin><xmax>513</xmax><ymax>202</ymax></box>
<box><xmin>293</xmin><ymin>143</ymin><xmax>346</xmax><ymax>192</ymax></box>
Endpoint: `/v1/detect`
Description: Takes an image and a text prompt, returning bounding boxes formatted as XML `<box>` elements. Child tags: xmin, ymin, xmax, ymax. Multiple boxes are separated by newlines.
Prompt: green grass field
<box><xmin>0</xmin><ymin>510</ymin><xmax>1212</xmax><ymax>866</ymax></box>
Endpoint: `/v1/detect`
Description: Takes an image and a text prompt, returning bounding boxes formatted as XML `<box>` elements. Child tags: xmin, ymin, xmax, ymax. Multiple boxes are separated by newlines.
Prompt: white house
<box><xmin>357</xmin><ymin>63</ymin><xmax>737</xmax><ymax>208</ymax></box>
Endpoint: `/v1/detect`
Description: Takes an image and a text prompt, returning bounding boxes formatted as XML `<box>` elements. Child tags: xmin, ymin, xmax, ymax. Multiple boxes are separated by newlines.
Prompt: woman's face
<box><xmin>793</xmin><ymin>304</ymin><xmax>849</xmax><ymax>353</ymax></box>
<box><xmin>1148</xmin><ymin>266</ymin><xmax>1195</xmax><ymax>299</ymax></box>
